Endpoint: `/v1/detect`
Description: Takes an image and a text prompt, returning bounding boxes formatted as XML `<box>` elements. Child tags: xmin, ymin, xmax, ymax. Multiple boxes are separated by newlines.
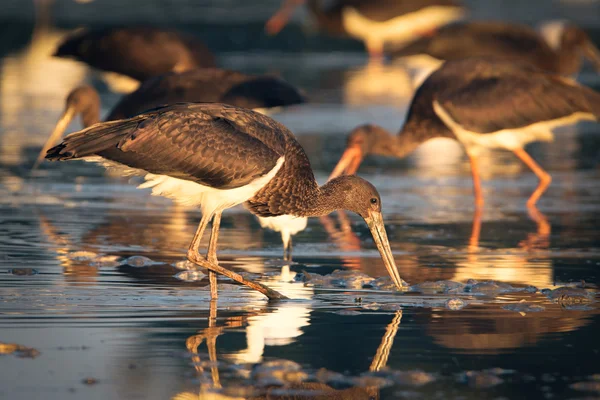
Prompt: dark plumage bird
<box><xmin>265</xmin><ymin>0</ymin><xmax>465</xmax><ymax>57</ymax></box>
<box><xmin>34</xmin><ymin>68</ymin><xmax>306</xmax><ymax>168</ymax></box>
<box><xmin>392</xmin><ymin>21</ymin><xmax>600</xmax><ymax>76</ymax></box>
<box><xmin>54</xmin><ymin>27</ymin><xmax>215</xmax><ymax>82</ymax></box>
<box><xmin>33</xmin><ymin>69</ymin><xmax>307</xmax><ymax>258</ymax></box>
<box><xmin>329</xmin><ymin>58</ymin><xmax>600</xmax><ymax>208</ymax></box>
<box><xmin>106</xmin><ymin>69</ymin><xmax>306</xmax><ymax>121</ymax></box>
<box><xmin>45</xmin><ymin>103</ymin><xmax>404</xmax><ymax>299</ymax></box>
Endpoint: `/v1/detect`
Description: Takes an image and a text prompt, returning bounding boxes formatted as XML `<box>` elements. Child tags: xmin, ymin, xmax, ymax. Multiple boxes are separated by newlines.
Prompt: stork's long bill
<box><xmin>265</xmin><ymin>0</ymin><xmax>304</xmax><ymax>35</ymax></box>
<box><xmin>329</xmin><ymin>145</ymin><xmax>363</xmax><ymax>180</ymax></box>
<box><xmin>365</xmin><ymin>210</ymin><xmax>404</xmax><ymax>289</ymax></box>
<box><xmin>584</xmin><ymin>39</ymin><xmax>600</xmax><ymax>71</ymax></box>
<box><xmin>32</xmin><ymin>104</ymin><xmax>77</xmax><ymax>171</ymax></box>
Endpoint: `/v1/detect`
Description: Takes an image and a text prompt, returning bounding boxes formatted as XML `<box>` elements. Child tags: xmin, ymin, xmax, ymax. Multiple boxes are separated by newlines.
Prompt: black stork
<box><xmin>329</xmin><ymin>58</ymin><xmax>600</xmax><ymax>209</ymax></box>
<box><xmin>34</xmin><ymin>68</ymin><xmax>306</xmax><ymax>168</ymax></box>
<box><xmin>265</xmin><ymin>0</ymin><xmax>465</xmax><ymax>58</ymax></box>
<box><xmin>392</xmin><ymin>21</ymin><xmax>600</xmax><ymax>76</ymax></box>
<box><xmin>54</xmin><ymin>27</ymin><xmax>215</xmax><ymax>82</ymax></box>
<box><xmin>45</xmin><ymin>103</ymin><xmax>404</xmax><ymax>300</ymax></box>
<box><xmin>32</xmin><ymin>69</ymin><xmax>307</xmax><ymax>259</ymax></box>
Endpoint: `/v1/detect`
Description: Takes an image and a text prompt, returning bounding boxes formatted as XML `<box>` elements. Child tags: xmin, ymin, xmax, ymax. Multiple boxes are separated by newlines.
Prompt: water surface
<box><xmin>1</xmin><ymin>6</ymin><xmax>600</xmax><ymax>400</ymax></box>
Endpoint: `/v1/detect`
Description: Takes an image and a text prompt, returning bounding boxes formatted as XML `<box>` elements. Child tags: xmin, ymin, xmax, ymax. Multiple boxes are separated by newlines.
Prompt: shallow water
<box><xmin>2</xmin><ymin>4</ymin><xmax>600</xmax><ymax>400</ymax></box>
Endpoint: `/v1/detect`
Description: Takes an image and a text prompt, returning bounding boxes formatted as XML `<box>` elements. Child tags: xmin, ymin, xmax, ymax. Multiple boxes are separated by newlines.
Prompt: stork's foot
<box><xmin>186</xmin><ymin>251</ymin><xmax>288</xmax><ymax>300</ymax></box>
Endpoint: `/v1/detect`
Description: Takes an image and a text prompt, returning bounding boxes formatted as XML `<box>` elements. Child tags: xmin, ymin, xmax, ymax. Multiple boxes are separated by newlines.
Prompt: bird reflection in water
<box><xmin>36</xmin><ymin>212</ymin><xmax>100</xmax><ymax>285</ymax></box>
<box><xmin>320</xmin><ymin>200</ymin><xmax>554</xmax><ymax>288</ymax></box>
<box><xmin>424</xmin><ymin>299</ymin><xmax>599</xmax><ymax>355</ymax></box>
<box><xmin>469</xmin><ymin>204</ymin><xmax>551</xmax><ymax>251</ymax></box>
<box><xmin>342</xmin><ymin>62</ymin><xmax>415</xmax><ymax>108</ymax></box>
<box><xmin>33</xmin><ymin>203</ymin><xmax>274</xmax><ymax>287</ymax></box>
<box><xmin>176</xmin><ymin>301</ymin><xmax>402</xmax><ymax>399</ymax></box>
<box><xmin>459</xmin><ymin>205</ymin><xmax>554</xmax><ymax>289</ymax></box>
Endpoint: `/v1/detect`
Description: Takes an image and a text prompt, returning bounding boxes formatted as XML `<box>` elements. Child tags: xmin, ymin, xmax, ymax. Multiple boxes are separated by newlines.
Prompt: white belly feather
<box><xmin>84</xmin><ymin>155</ymin><xmax>285</xmax><ymax>217</ymax></box>
<box><xmin>433</xmin><ymin>100</ymin><xmax>596</xmax><ymax>156</ymax></box>
<box><xmin>257</xmin><ymin>214</ymin><xmax>308</xmax><ymax>249</ymax></box>
<box><xmin>342</xmin><ymin>6</ymin><xmax>464</xmax><ymax>48</ymax></box>
<box><xmin>137</xmin><ymin>157</ymin><xmax>285</xmax><ymax>216</ymax></box>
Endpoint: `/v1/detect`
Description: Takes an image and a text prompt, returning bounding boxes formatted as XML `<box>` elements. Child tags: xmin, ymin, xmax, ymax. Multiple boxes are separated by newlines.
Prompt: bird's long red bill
<box><xmin>265</xmin><ymin>0</ymin><xmax>305</xmax><ymax>35</ymax></box>
<box><xmin>329</xmin><ymin>145</ymin><xmax>363</xmax><ymax>180</ymax></box>
<box><xmin>584</xmin><ymin>39</ymin><xmax>600</xmax><ymax>72</ymax></box>
<box><xmin>31</xmin><ymin>105</ymin><xmax>77</xmax><ymax>171</ymax></box>
<box><xmin>365</xmin><ymin>210</ymin><xmax>404</xmax><ymax>289</ymax></box>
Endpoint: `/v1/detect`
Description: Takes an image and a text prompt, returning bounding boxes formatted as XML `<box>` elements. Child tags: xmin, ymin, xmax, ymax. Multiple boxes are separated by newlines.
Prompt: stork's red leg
<box><xmin>467</xmin><ymin>153</ymin><xmax>484</xmax><ymax>209</ymax></box>
<box><xmin>189</xmin><ymin>212</ymin><xmax>211</xmax><ymax>255</ymax></box>
<box><xmin>469</xmin><ymin>205</ymin><xmax>482</xmax><ymax>250</ymax></box>
<box><xmin>513</xmin><ymin>148</ymin><xmax>552</xmax><ymax>207</ymax></box>
<box><xmin>187</xmin><ymin>213</ymin><xmax>287</xmax><ymax>300</ymax></box>
<box><xmin>206</xmin><ymin>211</ymin><xmax>222</xmax><ymax>300</ymax></box>
<box><xmin>366</xmin><ymin>39</ymin><xmax>385</xmax><ymax>60</ymax></box>
<box><xmin>283</xmin><ymin>235</ymin><xmax>292</xmax><ymax>261</ymax></box>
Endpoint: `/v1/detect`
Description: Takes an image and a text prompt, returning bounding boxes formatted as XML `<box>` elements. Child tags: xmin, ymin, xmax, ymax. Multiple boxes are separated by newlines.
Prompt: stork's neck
<box><xmin>298</xmin><ymin>178</ymin><xmax>354</xmax><ymax>217</ymax></box>
<box><xmin>364</xmin><ymin>126</ymin><xmax>421</xmax><ymax>159</ymax></box>
<box><xmin>392</xmin><ymin>129</ymin><xmax>423</xmax><ymax>158</ymax></box>
<box><xmin>82</xmin><ymin>105</ymin><xmax>101</xmax><ymax>128</ymax></box>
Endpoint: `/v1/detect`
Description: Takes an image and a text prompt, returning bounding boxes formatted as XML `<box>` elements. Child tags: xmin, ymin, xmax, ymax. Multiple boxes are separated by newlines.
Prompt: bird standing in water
<box><xmin>46</xmin><ymin>103</ymin><xmax>404</xmax><ymax>300</ymax></box>
<box><xmin>32</xmin><ymin>69</ymin><xmax>307</xmax><ymax>259</ymax></box>
<box><xmin>33</xmin><ymin>68</ymin><xmax>306</xmax><ymax>168</ymax></box>
<box><xmin>330</xmin><ymin>58</ymin><xmax>600</xmax><ymax>209</ymax></box>
<box><xmin>392</xmin><ymin>21</ymin><xmax>600</xmax><ymax>76</ymax></box>
<box><xmin>265</xmin><ymin>0</ymin><xmax>465</xmax><ymax>58</ymax></box>
<box><xmin>54</xmin><ymin>27</ymin><xmax>215</xmax><ymax>82</ymax></box>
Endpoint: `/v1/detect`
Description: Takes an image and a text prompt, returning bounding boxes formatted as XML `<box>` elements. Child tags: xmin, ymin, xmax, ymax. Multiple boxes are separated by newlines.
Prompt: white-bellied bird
<box><xmin>33</xmin><ymin>69</ymin><xmax>307</xmax><ymax>259</ymax></box>
<box><xmin>330</xmin><ymin>58</ymin><xmax>600</xmax><ymax>208</ymax></box>
<box><xmin>45</xmin><ymin>103</ymin><xmax>404</xmax><ymax>299</ymax></box>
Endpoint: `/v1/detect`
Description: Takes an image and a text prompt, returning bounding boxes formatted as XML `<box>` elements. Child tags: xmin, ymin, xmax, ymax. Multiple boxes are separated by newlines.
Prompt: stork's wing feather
<box><xmin>106</xmin><ymin>69</ymin><xmax>248</xmax><ymax>120</ymax></box>
<box><xmin>46</xmin><ymin>103</ymin><xmax>285</xmax><ymax>190</ymax></box>
<box><xmin>436</xmin><ymin>70</ymin><xmax>600</xmax><ymax>133</ymax></box>
<box><xmin>393</xmin><ymin>22</ymin><xmax>549</xmax><ymax>61</ymax></box>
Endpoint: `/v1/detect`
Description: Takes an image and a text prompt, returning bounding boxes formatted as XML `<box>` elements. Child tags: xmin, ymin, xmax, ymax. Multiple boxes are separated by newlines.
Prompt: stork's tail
<box><xmin>45</xmin><ymin>118</ymin><xmax>143</xmax><ymax>161</ymax></box>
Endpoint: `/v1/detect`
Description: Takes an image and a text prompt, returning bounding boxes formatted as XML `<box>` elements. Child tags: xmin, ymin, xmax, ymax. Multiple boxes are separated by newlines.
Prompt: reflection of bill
<box><xmin>38</xmin><ymin>213</ymin><xmax>99</xmax><ymax>285</ymax></box>
<box><xmin>425</xmin><ymin>300</ymin><xmax>599</xmax><ymax>354</ymax></box>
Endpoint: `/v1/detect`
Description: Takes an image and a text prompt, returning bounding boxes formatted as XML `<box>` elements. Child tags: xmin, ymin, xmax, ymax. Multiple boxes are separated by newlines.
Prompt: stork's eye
<box><xmin>370</xmin><ymin>198</ymin><xmax>378</xmax><ymax>205</ymax></box>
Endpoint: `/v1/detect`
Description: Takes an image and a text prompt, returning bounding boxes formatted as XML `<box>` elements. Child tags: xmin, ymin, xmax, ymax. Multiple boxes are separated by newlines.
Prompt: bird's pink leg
<box><xmin>366</xmin><ymin>39</ymin><xmax>385</xmax><ymax>61</ymax></box>
<box><xmin>513</xmin><ymin>148</ymin><xmax>552</xmax><ymax>208</ymax></box>
<box><xmin>283</xmin><ymin>235</ymin><xmax>293</xmax><ymax>261</ymax></box>
<box><xmin>265</xmin><ymin>0</ymin><xmax>305</xmax><ymax>35</ymax></box>
<box><xmin>187</xmin><ymin>213</ymin><xmax>287</xmax><ymax>300</ymax></box>
<box><xmin>469</xmin><ymin>205</ymin><xmax>482</xmax><ymax>250</ymax></box>
<box><xmin>189</xmin><ymin>213</ymin><xmax>211</xmax><ymax>256</ymax></box>
<box><xmin>206</xmin><ymin>211</ymin><xmax>222</xmax><ymax>300</ymax></box>
<box><xmin>467</xmin><ymin>153</ymin><xmax>484</xmax><ymax>209</ymax></box>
